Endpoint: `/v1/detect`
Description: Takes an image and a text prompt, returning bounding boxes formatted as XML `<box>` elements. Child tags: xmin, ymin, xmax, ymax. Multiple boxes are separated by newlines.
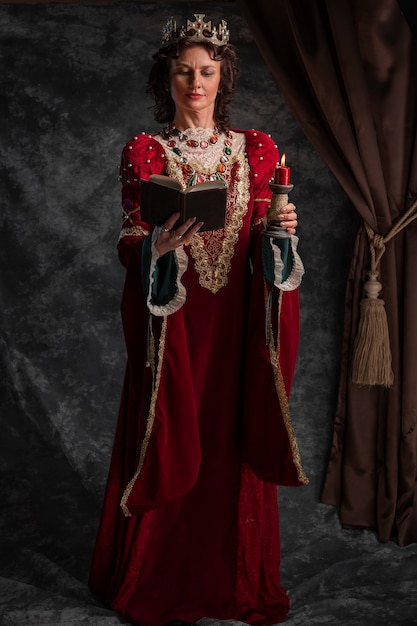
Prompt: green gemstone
<box><xmin>187</xmin><ymin>173</ymin><xmax>197</xmax><ymax>187</ymax></box>
<box><xmin>224</xmin><ymin>146</ymin><xmax>232</xmax><ymax>155</ymax></box>
<box><xmin>173</xmin><ymin>147</ymin><xmax>182</xmax><ymax>156</ymax></box>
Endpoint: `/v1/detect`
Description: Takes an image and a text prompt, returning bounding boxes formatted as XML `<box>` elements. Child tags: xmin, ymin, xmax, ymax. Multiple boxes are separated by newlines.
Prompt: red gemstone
<box><xmin>200</xmin><ymin>141</ymin><xmax>208</xmax><ymax>149</ymax></box>
<box><xmin>187</xmin><ymin>139</ymin><xmax>199</xmax><ymax>148</ymax></box>
<box><xmin>167</xmin><ymin>140</ymin><xmax>176</xmax><ymax>148</ymax></box>
<box><xmin>210</xmin><ymin>135</ymin><xmax>218</xmax><ymax>144</ymax></box>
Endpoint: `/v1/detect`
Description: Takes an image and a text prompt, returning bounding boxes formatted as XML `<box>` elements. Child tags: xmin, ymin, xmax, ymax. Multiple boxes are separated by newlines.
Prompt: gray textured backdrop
<box><xmin>1</xmin><ymin>2</ymin><xmax>416</xmax><ymax>625</ymax></box>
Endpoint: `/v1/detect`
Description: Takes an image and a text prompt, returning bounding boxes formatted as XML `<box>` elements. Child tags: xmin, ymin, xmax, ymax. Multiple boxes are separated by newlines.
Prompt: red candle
<box><xmin>274</xmin><ymin>153</ymin><xmax>291</xmax><ymax>185</ymax></box>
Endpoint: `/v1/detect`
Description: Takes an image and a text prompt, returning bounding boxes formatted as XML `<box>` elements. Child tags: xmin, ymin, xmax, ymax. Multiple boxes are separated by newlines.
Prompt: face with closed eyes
<box><xmin>169</xmin><ymin>45</ymin><xmax>222</xmax><ymax>124</ymax></box>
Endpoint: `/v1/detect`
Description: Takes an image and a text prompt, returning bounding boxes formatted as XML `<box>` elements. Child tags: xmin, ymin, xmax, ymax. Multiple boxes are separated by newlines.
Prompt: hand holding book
<box><xmin>154</xmin><ymin>212</ymin><xmax>204</xmax><ymax>256</ymax></box>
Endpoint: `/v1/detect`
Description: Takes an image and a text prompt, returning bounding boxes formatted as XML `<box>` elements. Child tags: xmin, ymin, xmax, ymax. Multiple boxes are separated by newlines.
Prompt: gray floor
<box><xmin>1</xmin><ymin>478</ymin><xmax>416</xmax><ymax>625</ymax></box>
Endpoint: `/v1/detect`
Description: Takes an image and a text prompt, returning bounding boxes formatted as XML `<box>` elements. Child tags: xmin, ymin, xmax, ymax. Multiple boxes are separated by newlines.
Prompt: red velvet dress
<box><xmin>89</xmin><ymin>128</ymin><xmax>307</xmax><ymax>626</ymax></box>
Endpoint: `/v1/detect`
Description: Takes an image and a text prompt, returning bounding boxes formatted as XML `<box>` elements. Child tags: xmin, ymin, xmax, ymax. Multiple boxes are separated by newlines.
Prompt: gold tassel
<box><xmin>351</xmin><ymin>272</ymin><xmax>394</xmax><ymax>387</ymax></box>
<box><xmin>351</xmin><ymin>199</ymin><xmax>417</xmax><ymax>388</ymax></box>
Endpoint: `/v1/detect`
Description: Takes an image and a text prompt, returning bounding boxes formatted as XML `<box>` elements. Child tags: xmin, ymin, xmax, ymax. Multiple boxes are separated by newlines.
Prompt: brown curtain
<box><xmin>239</xmin><ymin>0</ymin><xmax>417</xmax><ymax>546</ymax></box>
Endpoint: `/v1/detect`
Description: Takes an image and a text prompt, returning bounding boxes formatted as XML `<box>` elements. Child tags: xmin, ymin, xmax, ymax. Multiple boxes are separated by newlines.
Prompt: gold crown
<box><xmin>162</xmin><ymin>14</ymin><xmax>230</xmax><ymax>47</ymax></box>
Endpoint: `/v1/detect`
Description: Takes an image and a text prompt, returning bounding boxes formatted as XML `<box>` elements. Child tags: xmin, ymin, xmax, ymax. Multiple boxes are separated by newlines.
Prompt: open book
<box><xmin>140</xmin><ymin>175</ymin><xmax>227</xmax><ymax>232</ymax></box>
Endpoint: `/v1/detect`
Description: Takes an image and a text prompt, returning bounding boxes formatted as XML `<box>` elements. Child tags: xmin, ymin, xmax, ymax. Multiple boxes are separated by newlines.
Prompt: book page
<box><xmin>149</xmin><ymin>174</ymin><xmax>182</xmax><ymax>191</ymax></box>
<box><xmin>185</xmin><ymin>180</ymin><xmax>226</xmax><ymax>194</ymax></box>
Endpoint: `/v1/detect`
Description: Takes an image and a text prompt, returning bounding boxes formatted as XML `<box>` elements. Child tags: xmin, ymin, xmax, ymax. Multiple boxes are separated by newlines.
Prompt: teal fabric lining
<box><xmin>142</xmin><ymin>236</ymin><xmax>178</xmax><ymax>306</ymax></box>
<box><xmin>261</xmin><ymin>236</ymin><xmax>292</xmax><ymax>345</ymax></box>
<box><xmin>261</xmin><ymin>237</ymin><xmax>291</xmax><ymax>286</ymax></box>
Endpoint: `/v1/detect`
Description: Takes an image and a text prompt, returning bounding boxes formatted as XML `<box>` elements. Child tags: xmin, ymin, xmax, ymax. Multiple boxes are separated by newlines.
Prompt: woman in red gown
<box><xmin>89</xmin><ymin>13</ymin><xmax>308</xmax><ymax>626</ymax></box>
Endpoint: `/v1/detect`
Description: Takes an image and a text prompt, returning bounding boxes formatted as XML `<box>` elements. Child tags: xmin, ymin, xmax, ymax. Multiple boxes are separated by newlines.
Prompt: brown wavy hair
<box><xmin>146</xmin><ymin>39</ymin><xmax>239</xmax><ymax>133</ymax></box>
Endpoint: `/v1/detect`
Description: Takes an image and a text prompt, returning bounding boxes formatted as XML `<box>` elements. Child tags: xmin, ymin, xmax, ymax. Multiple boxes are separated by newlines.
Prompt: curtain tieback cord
<box><xmin>352</xmin><ymin>196</ymin><xmax>417</xmax><ymax>387</ymax></box>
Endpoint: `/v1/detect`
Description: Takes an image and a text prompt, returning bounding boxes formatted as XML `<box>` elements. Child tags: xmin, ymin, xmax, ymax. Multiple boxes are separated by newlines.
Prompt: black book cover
<box><xmin>140</xmin><ymin>175</ymin><xmax>227</xmax><ymax>232</ymax></box>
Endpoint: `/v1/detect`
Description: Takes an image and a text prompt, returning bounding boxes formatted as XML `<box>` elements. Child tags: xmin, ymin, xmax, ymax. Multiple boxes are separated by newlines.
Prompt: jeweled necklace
<box><xmin>161</xmin><ymin>124</ymin><xmax>233</xmax><ymax>186</ymax></box>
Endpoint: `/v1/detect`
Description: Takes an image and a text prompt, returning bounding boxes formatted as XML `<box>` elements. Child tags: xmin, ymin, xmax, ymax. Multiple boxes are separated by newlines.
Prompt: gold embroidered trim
<box><xmin>254</xmin><ymin>198</ymin><xmax>270</xmax><ymax>202</ymax></box>
<box><xmin>120</xmin><ymin>316</ymin><xmax>168</xmax><ymax>517</ymax></box>
<box><xmin>165</xmin><ymin>152</ymin><xmax>250</xmax><ymax>294</ymax></box>
<box><xmin>266</xmin><ymin>285</ymin><xmax>309</xmax><ymax>485</ymax></box>
<box><xmin>251</xmin><ymin>217</ymin><xmax>265</xmax><ymax>229</ymax></box>
<box><xmin>119</xmin><ymin>225</ymin><xmax>150</xmax><ymax>240</ymax></box>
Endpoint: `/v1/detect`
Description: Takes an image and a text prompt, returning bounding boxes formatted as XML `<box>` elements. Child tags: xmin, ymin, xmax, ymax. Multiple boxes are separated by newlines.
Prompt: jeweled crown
<box><xmin>162</xmin><ymin>13</ymin><xmax>230</xmax><ymax>47</ymax></box>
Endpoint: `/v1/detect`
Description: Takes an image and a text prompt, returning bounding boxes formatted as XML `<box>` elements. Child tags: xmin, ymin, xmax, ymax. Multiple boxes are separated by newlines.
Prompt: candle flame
<box><xmin>280</xmin><ymin>153</ymin><xmax>286</xmax><ymax>167</ymax></box>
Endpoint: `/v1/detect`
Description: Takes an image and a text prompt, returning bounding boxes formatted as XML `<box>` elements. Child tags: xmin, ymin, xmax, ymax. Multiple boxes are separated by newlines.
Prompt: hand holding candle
<box><xmin>274</xmin><ymin>153</ymin><xmax>291</xmax><ymax>185</ymax></box>
<box><xmin>263</xmin><ymin>152</ymin><xmax>294</xmax><ymax>239</ymax></box>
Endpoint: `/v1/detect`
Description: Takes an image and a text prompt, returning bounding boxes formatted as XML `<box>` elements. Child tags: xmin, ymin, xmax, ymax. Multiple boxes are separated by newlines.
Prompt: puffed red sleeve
<box><xmin>117</xmin><ymin>133</ymin><xmax>167</xmax><ymax>268</ymax></box>
<box><xmin>244</xmin><ymin>129</ymin><xmax>279</xmax><ymax>229</ymax></box>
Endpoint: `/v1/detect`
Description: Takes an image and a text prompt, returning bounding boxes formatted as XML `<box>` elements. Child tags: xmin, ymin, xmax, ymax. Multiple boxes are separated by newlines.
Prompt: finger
<box><xmin>281</xmin><ymin>203</ymin><xmax>296</xmax><ymax>212</ymax></box>
<box><xmin>162</xmin><ymin>212</ymin><xmax>181</xmax><ymax>232</ymax></box>
<box><xmin>172</xmin><ymin>221</ymin><xmax>204</xmax><ymax>244</ymax></box>
<box><xmin>279</xmin><ymin>213</ymin><xmax>297</xmax><ymax>223</ymax></box>
<box><xmin>173</xmin><ymin>217</ymin><xmax>202</xmax><ymax>239</ymax></box>
<box><xmin>279</xmin><ymin>206</ymin><xmax>296</xmax><ymax>216</ymax></box>
<box><xmin>281</xmin><ymin>223</ymin><xmax>298</xmax><ymax>233</ymax></box>
<box><xmin>167</xmin><ymin>216</ymin><xmax>196</xmax><ymax>239</ymax></box>
<box><xmin>183</xmin><ymin>221</ymin><xmax>204</xmax><ymax>243</ymax></box>
<box><xmin>279</xmin><ymin>204</ymin><xmax>296</xmax><ymax>218</ymax></box>
<box><xmin>170</xmin><ymin>230</ymin><xmax>182</xmax><ymax>241</ymax></box>
<box><xmin>181</xmin><ymin>216</ymin><xmax>198</xmax><ymax>232</ymax></box>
